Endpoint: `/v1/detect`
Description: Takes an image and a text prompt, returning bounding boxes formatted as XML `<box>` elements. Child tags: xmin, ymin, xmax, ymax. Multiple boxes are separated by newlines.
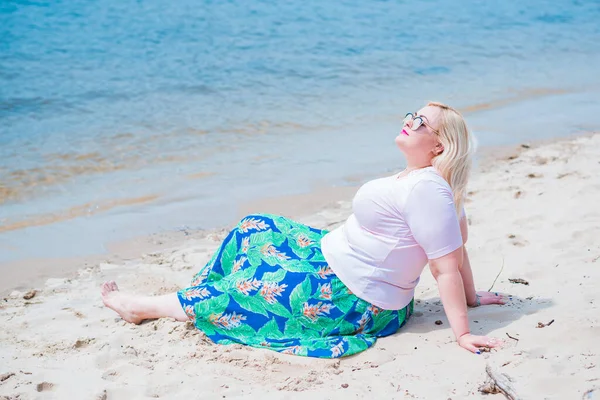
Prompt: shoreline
<box><xmin>1</xmin><ymin>131</ymin><xmax>595</xmax><ymax>296</ymax></box>
<box><xmin>1</xmin><ymin>132</ymin><xmax>599</xmax><ymax>398</ymax></box>
<box><xmin>3</xmin><ymin>83</ymin><xmax>600</xmax><ymax>270</ymax></box>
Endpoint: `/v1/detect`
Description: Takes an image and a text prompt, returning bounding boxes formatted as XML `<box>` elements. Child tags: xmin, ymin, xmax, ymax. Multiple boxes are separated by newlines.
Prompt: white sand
<box><xmin>1</xmin><ymin>134</ymin><xmax>599</xmax><ymax>399</ymax></box>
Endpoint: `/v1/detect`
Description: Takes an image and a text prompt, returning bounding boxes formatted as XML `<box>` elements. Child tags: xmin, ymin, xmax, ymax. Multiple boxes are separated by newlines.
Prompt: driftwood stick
<box><xmin>505</xmin><ymin>332</ymin><xmax>519</xmax><ymax>342</ymax></box>
<box><xmin>488</xmin><ymin>257</ymin><xmax>505</xmax><ymax>292</ymax></box>
<box><xmin>483</xmin><ymin>364</ymin><xmax>521</xmax><ymax>400</ymax></box>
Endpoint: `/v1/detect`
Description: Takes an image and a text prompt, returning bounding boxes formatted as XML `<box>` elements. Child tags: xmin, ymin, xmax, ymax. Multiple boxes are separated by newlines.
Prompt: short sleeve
<box><xmin>403</xmin><ymin>179</ymin><xmax>463</xmax><ymax>259</ymax></box>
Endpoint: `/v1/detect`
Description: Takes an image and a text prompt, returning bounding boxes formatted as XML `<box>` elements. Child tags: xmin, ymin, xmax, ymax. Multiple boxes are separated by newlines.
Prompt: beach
<box><xmin>1</xmin><ymin>133</ymin><xmax>599</xmax><ymax>399</ymax></box>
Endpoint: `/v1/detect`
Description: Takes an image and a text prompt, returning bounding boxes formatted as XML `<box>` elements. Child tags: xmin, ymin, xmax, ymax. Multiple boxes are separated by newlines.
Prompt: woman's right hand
<box><xmin>458</xmin><ymin>333</ymin><xmax>503</xmax><ymax>354</ymax></box>
<box><xmin>474</xmin><ymin>291</ymin><xmax>510</xmax><ymax>306</ymax></box>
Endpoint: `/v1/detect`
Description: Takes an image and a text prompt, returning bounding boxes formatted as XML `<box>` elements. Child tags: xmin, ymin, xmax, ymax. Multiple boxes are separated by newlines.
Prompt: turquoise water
<box><xmin>1</xmin><ymin>0</ymin><xmax>600</xmax><ymax>262</ymax></box>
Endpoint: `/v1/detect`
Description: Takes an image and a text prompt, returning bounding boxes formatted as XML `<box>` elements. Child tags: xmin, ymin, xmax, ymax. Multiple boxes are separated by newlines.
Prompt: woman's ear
<box><xmin>435</xmin><ymin>143</ymin><xmax>444</xmax><ymax>155</ymax></box>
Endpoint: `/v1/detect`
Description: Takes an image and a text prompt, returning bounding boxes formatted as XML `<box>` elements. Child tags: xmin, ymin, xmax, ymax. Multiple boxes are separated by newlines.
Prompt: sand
<box><xmin>1</xmin><ymin>134</ymin><xmax>599</xmax><ymax>399</ymax></box>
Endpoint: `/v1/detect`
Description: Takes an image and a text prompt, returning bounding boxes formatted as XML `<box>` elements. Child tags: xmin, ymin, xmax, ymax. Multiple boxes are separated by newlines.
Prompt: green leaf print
<box><xmin>287</xmin><ymin>223</ymin><xmax>311</xmax><ymax>235</ymax></box>
<box><xmin>249</xmin><ymin>231</ymin><xmax>286</xmax><ymax>248</ymax></box>
<box><xmin>246</xmin><ymin>247</ymin><xmax>263</xmax><ymax>267</ymax></box>
<box><xmin>345</xmin><ymin>336</ymin><xmax>372</xmax><ymax>356</ymax></box>
<box><xmin>353</xmin><ymin>299</ymin><xmax>369</xmax><ymax>315</ymax></box>
<box><xmin>195</xmin><ymin>319</ymin><xmax>217</xmax><ymax>336</ymax></box>
<box><xmin>272</xmin><ymin>232</ymin><xmax>288</xmax><ymax>246</ymax></box>
<box><xmin>293</xmin><ymin>228</ymin><xmax>323</xmax><ymax>249</ymax></box>
<box><xmin>295</xmin><ymin>319</ymin><xmax>321</xmax><ymax>338</ymax></box>
<box><xmin>196</xmin><ymin>293</ymin><xmax>230</xmax><ymax>316</ymax></box>
<box><xmin>262</xmin><ymin>300</ymin><xmax>292</xmax><ymax>318</ymax></box>
<box><xmin>287</xmin><ymin>243</ymin><xmax>312</xmax><ymax>260</ymax></box>
<box><xmin>283</xmin><ymin>319</ymin><xmax>303</xmax><ymax>338</ymax></box>
<box><xmin>234</xmin><ymin>264</ymin><xmax>259</xmax><ymax>281</ymax></box>
<box><xmin>370</xmin><ymin>311</ymin><xmax>396</xmax><ymax>333</ymax></box>
<box><xmin>260</xmin><ymin>268</ymin><xmax>287</xmax><ymax>283</ymax></box>
<box><xmin>230</xmin><ymin>291</ymin><xmax>269</xmax><ymax>317</ymax></box>
<box><xmin>335</xmin><ymin>320</ymin><xmax>358</xmax><ymax>335</ymax></box>
<box><xmin>216</xmin><ymin>338</ymin><xmax>236</xmax><ymax>345</ymax></box>
<box><xmin>257</xmin><ymin>319</ymin><xmax>284</xmax><ymax>339</ymax></box>
<box><xmin>222</xmin><ymin>323</ymin><xmax>257</xmax><ymax>342</ymax></box>
<box><xmin>247</xmin><ymin>231</ymin><xmax>271</xmax><ymax>247</ymax></box>
<box><xmin>398</xmin><ymin>306</ymin><xmax>408</xmax><ymax>322</ymax></box>
<box><xmin>211</xmin><ymin>264</ymin><xmax>259</xmax><ymax>293</ymax></box>
<box><xmin>272</xmin><ymin>216</ymin><xmax>294</xmax><ymax>235</ymax></box>
<box><xmin>210</xmin><ymin>280</ymin><xmax>229</xmax><ymax>293</ymax></box>
<box><xmin>300</xmin><ymin>277</ymin><xmax>312</xmax><ymax>302</ymax></box>
<box><xmin>313</xmin><ymin>315</ymin><xmax>335</xmax><ymax>332</ymax></box>
<box><xmin>207</xmin><ymin>271</ymin><xmax>223</xmax><ymax>282</ymax></box>
<box><xmin>305</xmin><ymin>337</ymin><xmax>335</xmax><ymax>350</ymax></box>
<box><xmin>295</xmin><ymin>346</ymin><xmax>309</xmax><ymax>357</ymax></box>
<box><xmin>289</xmin><ymin>276</ymin><xmax>312</xmax><ymax>314</ymax></box>
<box><xmin>309</xmin><ymin>249</ymin><xmax>326</xmax><ymax>262</ymax></box>
<box><xmin>189</xmin><ymin>267</ymin><xmax>208</xmax><ymax>286</ymax></box>
<box><xmin>260</xmin><ymin>254</ymin><xmax>284</xmax><ymax>267</ymax></box>
<box><xmin>220</xmin><ymin>234</ymin><xmax>239</xmax><ymax>276</ymax></box>
<box><xmin>332</xmin><ymin>295</ymin><xmax>355</xmax><ymax>314</ymax></box>
<box><xmin>280</xmin><ymin>260</ymin><xmax>315</xmax><ymax>274</ymax></box>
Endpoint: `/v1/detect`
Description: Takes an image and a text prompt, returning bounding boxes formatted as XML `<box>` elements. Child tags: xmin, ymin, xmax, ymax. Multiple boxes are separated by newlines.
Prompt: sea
<box><xmin>1</xmin><ymin>0</ymin><xmax>600</xmax><ymax>263</ymax></box>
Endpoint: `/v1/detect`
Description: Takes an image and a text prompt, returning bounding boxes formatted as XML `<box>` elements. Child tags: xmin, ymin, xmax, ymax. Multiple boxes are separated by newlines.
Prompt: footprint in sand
<box><xmin>96</xmin><ymin>389</ymin><xmax>108</xmax><ymax>400</ymax></box>
<box><xmin>36</xmin><ymin>381</ymin><xmax>54</xmax><ymax>392</ymax></box>
<box><xmin>62</xmin><ymin>307</ymin><xmax>86</xmax><ymax>319</ymax></box>
<box><xmin>101</xmin><ymin>370</ymin><xmax>118</xmax><ymax>382</ymax></box>
<box><xmin>73</xmin><ymin>337</ymin><xmax>96</xmax><ymax>349</ymax></box>
<box><xmin>506</xmin><ymin>234</ymin><xmax>529</xmax><ymax>247</ymax></box>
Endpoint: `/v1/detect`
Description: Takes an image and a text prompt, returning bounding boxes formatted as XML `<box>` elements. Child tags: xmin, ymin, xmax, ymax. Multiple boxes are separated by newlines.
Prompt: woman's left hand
<box><xmin>473</xmin><ymin>291</ymin><xmax>509</xmax><ymax>306</ymax></box>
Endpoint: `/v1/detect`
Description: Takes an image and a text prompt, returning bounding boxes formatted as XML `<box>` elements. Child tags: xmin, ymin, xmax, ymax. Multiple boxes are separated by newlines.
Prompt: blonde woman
<box><xmin>101</xmin><ymin>102</ymin><xmax>506</xmax><ymax>358</ymax></box>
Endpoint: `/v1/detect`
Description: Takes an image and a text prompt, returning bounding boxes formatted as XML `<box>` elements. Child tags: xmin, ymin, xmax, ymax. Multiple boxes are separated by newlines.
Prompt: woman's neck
<box><xmin>403</xmin><ymin>162</ymin><xmax>432</xmax><ymax>173</ymax></box>
<box><xmin>397</xmin><ymin>163</ymin><xmax>433</xmax><ymax>179</ymax></box>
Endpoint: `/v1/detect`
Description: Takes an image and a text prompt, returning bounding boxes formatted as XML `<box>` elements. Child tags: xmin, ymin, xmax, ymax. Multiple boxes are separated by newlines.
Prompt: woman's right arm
<box><xmin>459</xmin><ymin>214</ymin><xmax>508</xmax><ymax>308</ymax></box>
<box><xmin>459</xmin><ymin>216</ymin><xmax>478</xmax><ymax>306</ymax></box>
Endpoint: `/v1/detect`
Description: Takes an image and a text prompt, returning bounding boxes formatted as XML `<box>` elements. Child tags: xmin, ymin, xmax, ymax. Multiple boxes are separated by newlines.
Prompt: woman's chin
<box><xmin>395</xmin><ymin>136</ymin><xmax>413</xmax><ymax>156</ymax></box>
<box><xmin>394</xmin><ymin>135</ymin><xmax>407</xmax><ymax>148</ymax></box>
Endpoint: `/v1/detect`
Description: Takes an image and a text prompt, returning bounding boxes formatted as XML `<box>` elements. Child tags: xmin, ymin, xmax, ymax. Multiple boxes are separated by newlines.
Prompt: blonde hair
<box><xmin>428</xmin><ymin>101</ymin><xmax>474</xmax><ymax>215</ymax></box>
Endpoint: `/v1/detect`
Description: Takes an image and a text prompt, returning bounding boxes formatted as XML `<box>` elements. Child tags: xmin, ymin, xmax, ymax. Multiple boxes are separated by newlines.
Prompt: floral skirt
<box><xmin>177</xmin><ymin>214</ymin><xmax>413</xmax><ymax>358</ymax></box>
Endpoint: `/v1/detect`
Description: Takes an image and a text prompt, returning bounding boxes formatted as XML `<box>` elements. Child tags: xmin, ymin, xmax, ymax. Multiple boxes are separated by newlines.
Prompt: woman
<box><xmin>101</xmin><ymin>102</ymin><xmax>506</xmax><ymax>358</ymax></box>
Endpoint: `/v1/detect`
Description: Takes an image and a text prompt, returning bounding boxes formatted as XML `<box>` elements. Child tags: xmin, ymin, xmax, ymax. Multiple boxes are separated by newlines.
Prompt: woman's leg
<box><xmin>100</xmin><ymin>281</ymin><xmax>188</xmax><ymax>324</ymax></box>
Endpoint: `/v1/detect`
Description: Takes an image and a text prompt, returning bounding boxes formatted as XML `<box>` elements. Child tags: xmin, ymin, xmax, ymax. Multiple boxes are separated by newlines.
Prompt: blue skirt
<box><xmin>177</xmin><ymin>214</ymin><xmax>413</xmax><ymax>358</ymax></box>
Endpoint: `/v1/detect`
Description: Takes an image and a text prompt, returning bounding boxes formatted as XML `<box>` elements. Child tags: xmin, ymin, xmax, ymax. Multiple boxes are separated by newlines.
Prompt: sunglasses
<box><xmin>403</xmin><ymin>112</ymin><xmax>440</xmax><ymax>135</ymax></box>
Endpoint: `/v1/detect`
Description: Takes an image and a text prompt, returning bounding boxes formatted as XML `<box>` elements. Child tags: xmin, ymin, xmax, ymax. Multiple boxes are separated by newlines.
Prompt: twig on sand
<box><xmin>0</xmin><ymin>372</ymin><xmax>15</xmax><ymax>382</ymax></box>
<box><xmin>536</xmin><ymin>319</ymin><xmax>555</xmax><ymax>328</ymax></box>
<box><xmin>488</xmin><ymin>257</ymin><xmax>505</xmax><ymax>292</ymax></box>
<box><xmin>479</xmin><ymin>364</ymin><xmax>521</xmax><ymax>400</ymax></box>
<box><xmin>508</xmin><ymin>278</ymin><xmax>529</xmax><ymax>286</ymax></box>
<box><xmin>505</xmin><ymin>333</ymin><xmax>519</xmax><ymax>342</ymax></box>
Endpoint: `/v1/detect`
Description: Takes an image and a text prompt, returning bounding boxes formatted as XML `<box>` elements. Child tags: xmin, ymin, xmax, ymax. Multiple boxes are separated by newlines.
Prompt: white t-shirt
<box><xmin>321</xmin><ymin>167</ymin><xmax>464</xmax><ymax>310</ymax></box>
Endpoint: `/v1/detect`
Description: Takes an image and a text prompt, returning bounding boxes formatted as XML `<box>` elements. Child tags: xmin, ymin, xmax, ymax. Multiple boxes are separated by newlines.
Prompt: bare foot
<box><xmin>101</xmin><ymin>281</ymin><xmax>144</xmax><ymax>324</ymax></box>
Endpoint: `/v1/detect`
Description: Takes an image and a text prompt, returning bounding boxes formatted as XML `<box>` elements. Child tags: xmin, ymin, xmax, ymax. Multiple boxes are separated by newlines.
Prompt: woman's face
<box><xmin>394</xmin><ymin>105</ymin><xmax>442</xmax><ymax>161</ymax></box>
